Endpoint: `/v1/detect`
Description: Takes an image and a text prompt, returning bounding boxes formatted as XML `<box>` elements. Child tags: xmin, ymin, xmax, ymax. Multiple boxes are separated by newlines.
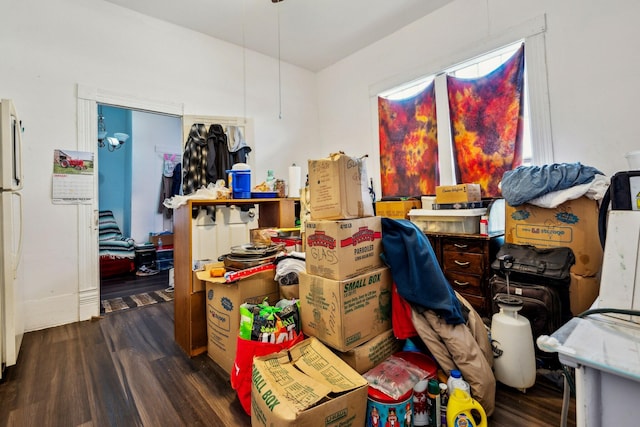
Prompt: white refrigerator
<box><xmin>0</xmin><ymin>99</ymin><xmax>23</xmax><ymax>379</ymax></box>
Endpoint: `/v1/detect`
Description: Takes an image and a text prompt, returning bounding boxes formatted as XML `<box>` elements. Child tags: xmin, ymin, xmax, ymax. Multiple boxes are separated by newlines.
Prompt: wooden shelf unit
<box><xmin>173</xmin><ymin>198</ymin><xmax>297</xmax><ymax>357</ymax></box>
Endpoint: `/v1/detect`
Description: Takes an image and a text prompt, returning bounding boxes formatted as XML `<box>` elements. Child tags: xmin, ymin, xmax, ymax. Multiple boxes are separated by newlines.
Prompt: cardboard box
<box><xmin>305</xmin><ymin>216</ymin><xmax>383</xmax><ymax>281</ymax></box>
<box><xmin>251</xmin><ymin>337</ymin><xmax>368</xmax><ymax>427</ymax></box>
<box><xmin>505</xmin><ymin>196</ymin><xmax>603</xmax><ymax>276</ymax></box>
<box><xmin>435</xmin><ymin>183</ymin><xmax>482</xmax><ymax>204</ymax></box>
<box><xmin>570</xmin><ymin>272</ymin><xmax>601</xmax><ymax>315</ymax></box>
<box><xmin>375</xmin><ymin>199</ymin><xmax>421</xmax><ymax>219</ymax></box>
<box><xmin>308</xmin><ymin>153</ymin><xmax>374</xmax><ymax>220</ymax></box>
<box><xmin>333</xmin><ymin>328</ymin><xmax>401</xmax><ymax>374</ymax></box>
<box><xmin>199</xmin><ymin>265</ymin><xmax>280</xmax><ymax>373</ymax></box>
<box><xmin>298</xmin><ymin>266</ymin><xmax>392</xmax><ymax>352</ymax></box>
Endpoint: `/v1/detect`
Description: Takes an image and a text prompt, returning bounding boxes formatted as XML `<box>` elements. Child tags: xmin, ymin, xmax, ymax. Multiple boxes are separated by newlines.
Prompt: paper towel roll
<box><xmin>288</xmin><ymin>165</ymin><xmax>302</xmax><ymax>198</ymax></box>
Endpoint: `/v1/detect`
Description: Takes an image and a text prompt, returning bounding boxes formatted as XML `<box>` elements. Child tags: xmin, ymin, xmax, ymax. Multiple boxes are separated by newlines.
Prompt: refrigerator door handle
<box><xmin>11</xmin><ymin>103</ymin><xmax>23</xmax><ymax>191</ymax></box>
<box><xmin>13</xmin><ymin>191</ymin><xmax>22</xmax><ymax>276</ymax></box>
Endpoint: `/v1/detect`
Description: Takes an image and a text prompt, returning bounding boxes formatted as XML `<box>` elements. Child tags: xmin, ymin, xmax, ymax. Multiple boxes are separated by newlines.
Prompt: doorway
<box><xmin>97</xmin><ymin>105</ymin><xmax>182</xmax><ymax>305</ymax></box>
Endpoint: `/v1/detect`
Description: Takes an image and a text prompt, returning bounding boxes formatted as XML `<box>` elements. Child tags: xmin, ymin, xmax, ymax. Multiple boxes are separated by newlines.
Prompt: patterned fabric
<box><xmin>98</xmin><ymin>210</ymin><xmax>135</xmax><ymax>259</ymax></box>
<box><xmin>378</xmin><ymin>82</ymin><xmax>439</xmax><ymax>197</ymax></box>
<box><xmin>98</xmin><ymin>210</ymin><xmax>122</xmax><ymax>241</ymax></box>
<box><xmin>182</xmin><ymin>124</ymin><xmax>215</xmax><ymax>219</ymax></box>
<box><xmin>182</xmin><ymin>123</ymin><xmax>209</xmax><ymax>196</ymax></box>
<box><xmin>447</xmin><ymin>44</ymin><xmax>525</xmax><ymax>198</ymax></box>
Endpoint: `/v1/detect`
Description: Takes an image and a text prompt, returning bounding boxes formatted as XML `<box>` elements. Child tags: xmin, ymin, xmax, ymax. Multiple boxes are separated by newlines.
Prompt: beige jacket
<box><xmin>410</xmin><ymin>292</ymin><xmax>496</xmax><ymax>416</ymax></box>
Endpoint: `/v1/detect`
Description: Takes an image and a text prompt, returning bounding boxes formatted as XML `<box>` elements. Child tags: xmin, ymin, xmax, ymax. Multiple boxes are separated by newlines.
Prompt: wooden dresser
<box><xmin>426</xmin><ymin>232</ymin><xmax>504</xmax><ymax>317</ymax></box>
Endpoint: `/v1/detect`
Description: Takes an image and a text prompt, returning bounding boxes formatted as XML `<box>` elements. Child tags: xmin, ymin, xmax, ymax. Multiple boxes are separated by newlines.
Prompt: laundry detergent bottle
<box><xmin>446</xmin><ymin>388</ymin><xmax>487</xmax><ymax>427</ymax></box>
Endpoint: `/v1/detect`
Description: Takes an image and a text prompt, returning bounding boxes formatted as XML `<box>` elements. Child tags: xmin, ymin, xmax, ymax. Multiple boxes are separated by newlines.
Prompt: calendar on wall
<box><xmin>52</xmin><ymin>149</ymin><xmax>94</xmax><ymax>204</ymax></box>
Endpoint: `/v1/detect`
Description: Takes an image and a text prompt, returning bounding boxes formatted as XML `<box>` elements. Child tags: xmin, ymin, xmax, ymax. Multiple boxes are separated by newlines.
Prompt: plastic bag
<box><xmin>363</xmin><ymin>355</ymin><xmax>431</xmax><ymax>400</ymax></box>
<box><xmin>231</xmin><ymin>333</ymin><xmax>305</xmax><ymax>415</ymax></box>
<box><xmin>239</xmin><ymin>299</ymin><xmax>301</xmax><ymax>344</ymax></box>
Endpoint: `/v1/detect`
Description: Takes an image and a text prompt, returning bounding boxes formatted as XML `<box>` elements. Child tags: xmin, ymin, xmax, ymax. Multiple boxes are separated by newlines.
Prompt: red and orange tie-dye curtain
<box><xmin>378</xmin><ymin>82</ymin><xmax>439</xmax><ymax>198</ymax></box>
<box><xmin>447</xmin><ymin>44</ymin><xmax>525</xmax><ymax>198</ymax></box>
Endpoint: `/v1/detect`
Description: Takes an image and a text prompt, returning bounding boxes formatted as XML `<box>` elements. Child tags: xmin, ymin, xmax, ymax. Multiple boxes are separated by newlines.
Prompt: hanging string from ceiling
<box><xmin>277</xmin><ymin>0</ymin><xmax>283</xmax><ymax>119</ymax></box>
<box><xmin>242</xmin><ymin>0</ymin><xmax>247</xmax><ymax>123</ymax></box>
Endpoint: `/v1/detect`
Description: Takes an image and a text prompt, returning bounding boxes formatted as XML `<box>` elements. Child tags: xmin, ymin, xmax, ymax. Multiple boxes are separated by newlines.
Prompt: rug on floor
<box><xmin>101</xmin><ymin>289</ymin><xmax>174</xmax><ymax>314</ymax></box>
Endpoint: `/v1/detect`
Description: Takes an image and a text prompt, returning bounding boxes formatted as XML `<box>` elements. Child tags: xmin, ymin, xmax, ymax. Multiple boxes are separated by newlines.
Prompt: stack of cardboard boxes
<box><xmin>253</xmin><ymin>153</ymin><xmax>397</xmax><ymax>426</ymax></box>
<box><xmin>300</xmin><ymin>153</ymin><xmax>401</xmax><ymax>371</ymax></box>
<box><xmin>504</xmin><ymin>196</ymin><xmax>603</xmax><ymax>315</ymax></box>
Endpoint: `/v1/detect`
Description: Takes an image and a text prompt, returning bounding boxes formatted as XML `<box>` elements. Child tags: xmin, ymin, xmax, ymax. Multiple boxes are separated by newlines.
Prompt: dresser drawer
<box><xmin>442</xmin><ymin>238</ymin><xmax>485</xmax><ymax>254</ymax></box>
<box><xmin>445</xmin><ymin>271</ymin><xmax>483</xmax><ymax>296</ymax></box>
<box><xmin>442</xmin><ymin>251</ymin><xmax>484</xmax><ymax>275</ymax></box>
<box><xmin>457</xmin><ymin>292</ymin><xmax>486</xmax><ymax>313</ymax></box>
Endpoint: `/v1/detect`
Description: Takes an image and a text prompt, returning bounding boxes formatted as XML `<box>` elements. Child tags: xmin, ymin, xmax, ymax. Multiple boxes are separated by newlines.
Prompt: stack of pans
<box><xmin>218</xmin><ymin>243</ymin><xmax>285</xmax><ymax>271</ymax></box>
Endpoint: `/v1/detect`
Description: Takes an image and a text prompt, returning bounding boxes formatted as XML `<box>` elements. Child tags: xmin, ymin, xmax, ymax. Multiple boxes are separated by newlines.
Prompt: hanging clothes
<box><xmin>182</xmin><ymin>123</ymin><xmax>215</xmax><ymax>219</ymax></box>
<box><xmin>206</xmin><ymin>124</ymin><xmax>231</xmax><ymax>183</ymax></box>
<box><xmin>171</xmin><ymin>163</ymin><xmax>182</xmax><ymax>197</ymax></box>
<box><xmin>227</xmin><ymin>125</ymin><xmax>252</xmax><ymax>164</ymax></box>
<box><xmin>158</xmin><ymin>154</ymin><xmax>181</xmax><ymax>219</ymax></box>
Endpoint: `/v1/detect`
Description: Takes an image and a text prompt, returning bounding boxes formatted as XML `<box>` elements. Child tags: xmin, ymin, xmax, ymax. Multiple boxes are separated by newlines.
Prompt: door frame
<box><xmin>76</xmin><ymin>84</ymin><xmax>184</xmax><ymax>320</ymax></box>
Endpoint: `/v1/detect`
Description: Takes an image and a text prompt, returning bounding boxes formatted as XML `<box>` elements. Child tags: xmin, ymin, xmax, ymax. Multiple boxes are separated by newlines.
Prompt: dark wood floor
<box><xmin>0</xmin><ymin>302</ymin><xmax>575</xmax><ymax>427</ymax></box>
<box><xmin>100</xmin><ymin>269</ymin><xmax>172</xmax><ymax>301</ymax></box>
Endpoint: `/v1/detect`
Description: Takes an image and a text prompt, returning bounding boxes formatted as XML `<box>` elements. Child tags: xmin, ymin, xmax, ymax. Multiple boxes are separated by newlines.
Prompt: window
<box><xmin>378</xmin><ymin>41</ymin><xmax>529</xmax><ymax>198</ymax></box>
<box><xmin>373</xmin><ymin>16</ymin><xmax>553</xmax><ymax>199</ymax></box>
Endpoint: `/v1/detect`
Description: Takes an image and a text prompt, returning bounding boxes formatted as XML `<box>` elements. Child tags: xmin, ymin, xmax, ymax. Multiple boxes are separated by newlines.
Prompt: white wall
<box><xmin>317</xmin><ymin>0</ymin><xmax>640</xmax><ymax>196</ymax></box>
<box><xmin>0</xmin><ymin>0</ymin><xmax>318</xmax><ymax>330</ymax></box>
<box><xmin>131</xmin><ymin>110</ymin><xmax>182</xmax><ymax>243</ymax></box>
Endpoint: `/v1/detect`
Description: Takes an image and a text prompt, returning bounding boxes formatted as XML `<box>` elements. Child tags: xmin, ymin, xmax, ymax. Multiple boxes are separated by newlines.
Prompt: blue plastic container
<box><xmin>227</xmin><ymin>170</ymin><xmax>251</xmax><ymax>199</ymax></box>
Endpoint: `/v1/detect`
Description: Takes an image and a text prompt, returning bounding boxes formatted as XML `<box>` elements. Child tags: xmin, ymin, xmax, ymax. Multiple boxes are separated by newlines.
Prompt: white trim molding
<box><xmin>75</xmin><ymin>84</ymin><xmax>185</xmax><ymax>320</ymax></box>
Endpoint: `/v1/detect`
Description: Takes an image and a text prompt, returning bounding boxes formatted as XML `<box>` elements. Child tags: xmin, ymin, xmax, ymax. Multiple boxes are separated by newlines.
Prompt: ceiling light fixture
<box><xmin>97</xmin><ymin>106</ymin><xmax>107</xmax><ymax>148</ymax></box>
<box><xmin>97</xmin><ymin>105</ymin><xmax>130</xmax><ymax>151</ymax></box>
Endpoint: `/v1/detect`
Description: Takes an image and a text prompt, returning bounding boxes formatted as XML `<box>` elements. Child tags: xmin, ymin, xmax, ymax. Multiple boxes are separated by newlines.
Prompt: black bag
<box><xmin>491</xmin><ymin>243</ymin><xmax>575</xmax><ymax>287</ymax></box>
<box><xmin>598</xmin><ymin>170</ymin><xmax>640</xmax><ymax>247</ymax></box>
<box><xmin>490</xmin><ymin>275</ymin><xmax>563</xmax><ymax>369</ymax></box>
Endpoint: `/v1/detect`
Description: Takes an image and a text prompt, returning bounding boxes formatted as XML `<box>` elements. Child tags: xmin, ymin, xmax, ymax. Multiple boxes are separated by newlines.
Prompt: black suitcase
<box><xmin>491</xmin><ymin>242</ymin><xmax>574</xmax><ymax>323</ymax></box>
<box><xmin>490</xmin><ymin>275</ymin><xmax>562</xmax><ymax>368</ymax></box>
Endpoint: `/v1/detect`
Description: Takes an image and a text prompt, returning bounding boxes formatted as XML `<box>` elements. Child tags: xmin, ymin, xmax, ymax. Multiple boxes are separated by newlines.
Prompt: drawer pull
<box><xmin>454</xmin><ymin>260</ymin><xmax>471</xmax><ymax>267</ymax></box>
<box><xmin>454</xmin><ymin>243</ymin><xmax>469</xmax><ymax>249</ymax></box>
<box><xmin>454</xmin><ymin>280</ymin><xmax>470</xmax><ymax>286</ymax></box>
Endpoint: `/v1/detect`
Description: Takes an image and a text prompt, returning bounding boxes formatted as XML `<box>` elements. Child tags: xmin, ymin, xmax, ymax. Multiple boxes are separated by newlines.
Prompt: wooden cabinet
<box><xmin>426</xmin><ymin>232</ymin><xmax>504</xmax><ymax>317</ymax></box>
<box><xmin>174</xmin><ymin>198</ymin><xmax>297</xmax><ymax>357</ymax></box>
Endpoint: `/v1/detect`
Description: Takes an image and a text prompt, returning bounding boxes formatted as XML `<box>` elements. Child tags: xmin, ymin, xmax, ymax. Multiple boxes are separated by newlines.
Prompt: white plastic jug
<box><xmin>491</xmin><ymin>295</ymin><xmax>536</xmax><ymax>391</ymax></box>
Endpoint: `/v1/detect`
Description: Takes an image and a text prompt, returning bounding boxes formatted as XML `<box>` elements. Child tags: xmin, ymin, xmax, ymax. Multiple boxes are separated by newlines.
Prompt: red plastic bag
<box><xmin>230</xmin><ymin>332</ymin><xmax>304</xmax><ymax>415</ymax></box>
<box><xmin>392</xmin><ymin>282</ymin><xmax>418</xmax><ymax>339</ymax></box>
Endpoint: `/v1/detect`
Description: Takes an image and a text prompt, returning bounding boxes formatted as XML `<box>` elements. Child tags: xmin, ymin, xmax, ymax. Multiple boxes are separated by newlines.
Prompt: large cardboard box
<box><xmin>375</xmin><ymin>199</ymin><xmax>421</xmax><ymax>219</ymax></box>
<box><xmin>435</xmin><ymin>183</ymin><xmax>482</xmax><ymax>204</ymax></box>
<box><xmin>570</xmin><ymin>272</ymin><xmax>601</xmax><ymax>315</ymax></box>
<box><xmin>505</xmin><ymin>196</ymin><xmax>603</xmax><ymax>277</ymax></box>
<box><xmin>305</xmin><ymin>216</ymin><xmax>383</xmax><ymax>281</ymax></box>
<box><xmin>299</xmin><ymin>266</ymin><xmax>392</xmax><ymax>352</ymax></box>
<box><xmin>199</xmin><ymin>266</ymin><xmax>280</xmax><ymax>373</ymax></box>
<box><xmin>308</xmin><ymin>152</ymin><xmax>374</xmax><ymax>220</ymax></box>
<box><xmin>333</xmin><ymin>328</ymin><xmax>401</xmax><ymax>374</ymax></box>
<box><xmin>251</xmin><ymin>337</ymin><xmax>368</xmax><ymax>427</ymax></box>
